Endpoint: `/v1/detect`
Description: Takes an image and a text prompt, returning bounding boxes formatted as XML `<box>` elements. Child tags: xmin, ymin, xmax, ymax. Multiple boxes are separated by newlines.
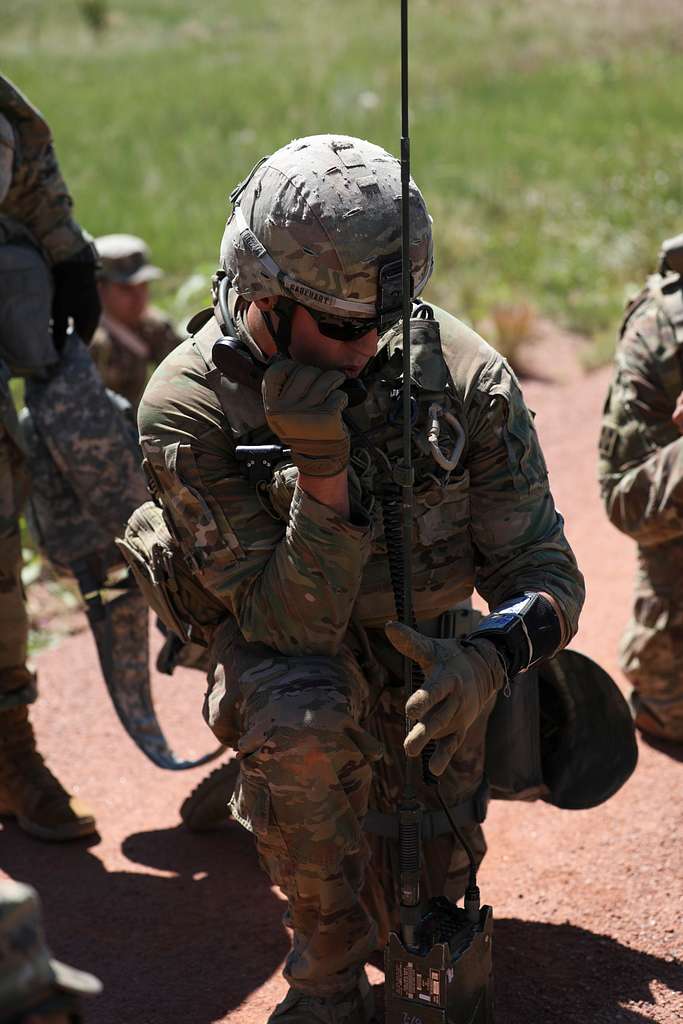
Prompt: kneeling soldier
<box><xmin>132</xmin><ymin>135</ymin><xmax>584</xmax><ymax>1022</ymax></box>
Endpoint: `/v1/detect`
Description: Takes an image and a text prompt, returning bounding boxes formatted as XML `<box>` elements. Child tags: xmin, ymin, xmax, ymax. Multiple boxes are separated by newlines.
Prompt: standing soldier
<box><xmin>90</xmin><ymin>234</ymin><xmax>181</xmax><ymax>412</ymax></box>
<box><xmin>2</xmin><ymin>73</ymin><xmax>227</xmax><ymax>797</ymax></box>
<box><xmin>0</xmin><ymin>76</ymin><xmax>101</xmax><ymax>840</ymax></box>
<box><xmin>129</xmin><ymin>135</ymin><xmax>585</xmax><ymax>1021</ymax></box>
<box><xmin>599</xmin><ymin>234</ymin><xmax>683</xmax><ymax>746</ymax></box>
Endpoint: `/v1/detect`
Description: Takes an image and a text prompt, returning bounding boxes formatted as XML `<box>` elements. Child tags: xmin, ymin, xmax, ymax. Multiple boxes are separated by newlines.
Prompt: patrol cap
<box><xmin>539</xmin><ymin>649</ymin><xmax>638</xmax><ymax>810</ymax></box>
<box><xmin>658</xmin><ymin>232</ymin><xmax>683</xmax><ymax>277</ymax></box>
<box><xmin>0</xmin><ymin>880</ymin><xmax>102</xmax><ymax>1019</ymax></box>
<box><xmin>220</xmin><ymin>134</ymin><xmax>433</xmax><ymax>319</ymax></box>
<box><xmin>95</xmin><ymin>233</ymin><xmax>162</xmax><ymax>285</ymax></box>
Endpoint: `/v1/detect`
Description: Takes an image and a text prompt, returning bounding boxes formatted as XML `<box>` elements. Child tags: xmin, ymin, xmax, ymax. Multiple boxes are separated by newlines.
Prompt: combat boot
<box><xmin>0</xmin><ymin>705</ymin><xmax>97</xmax><ymax>841</ymax></box>
<box><xmin>267</xmin><ymin>971</ymin><xmax>375</xmax><ymax>1023</ymax></box>
<box><xmin>179</xmin><ymin>757</ymin><xmax>240</xmax><ymax>831</ymax></box>
<box><xmin>630</xmin><ymin>692</ymin><xmax>683</xmax><ymax>745</ymax></box>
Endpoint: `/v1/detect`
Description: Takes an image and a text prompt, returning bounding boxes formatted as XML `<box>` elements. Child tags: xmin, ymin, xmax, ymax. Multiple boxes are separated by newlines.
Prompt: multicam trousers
<box><xmin>0</xmin><ymin>396</ymin><xmax>33</xmax><ymax>705</ymax></box>
<box><xmin>620</xmin><ymin>542</ymin><xmax>683</xmax><ymax>742</ymax></box>
<box><xmin>205</xmin><ymin>618</ymin><xmax>491</xmax><ymax>997</ymax></box>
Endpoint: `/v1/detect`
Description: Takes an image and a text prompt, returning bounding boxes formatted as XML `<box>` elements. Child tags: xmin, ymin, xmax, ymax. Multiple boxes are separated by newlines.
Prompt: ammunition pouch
<box><xmin>116</xmin><ymin>500</ymin><xmax>196</xmax><ymax>645</ymax></box>
<box><xmin>485</xmin><ymin>664</ymin><xmax>548</xmax><ymax>801</ymax></box>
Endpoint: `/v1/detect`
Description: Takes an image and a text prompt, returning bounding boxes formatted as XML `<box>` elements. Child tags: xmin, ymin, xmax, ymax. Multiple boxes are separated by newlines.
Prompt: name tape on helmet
<box><xmin>231</xmin><ymin>206</ymin><xmax>431</xmax><ymax>318</ymax></box>
<box><xmin>232</xmin><ymin>207</ymin><xmax>378</xmax><ymax>318</ymax></box>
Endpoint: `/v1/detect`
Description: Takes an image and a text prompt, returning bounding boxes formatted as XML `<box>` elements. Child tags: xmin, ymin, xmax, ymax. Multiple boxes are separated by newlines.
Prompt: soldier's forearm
<box><xmin>604</xmin><ymin>435</ymin><xmax>683</xmax><ymax>545</ymax></box>
<box><xmin>235</xmin><ymin>483</ymin><xmax>370</xmax><ymax>656</ymax></box>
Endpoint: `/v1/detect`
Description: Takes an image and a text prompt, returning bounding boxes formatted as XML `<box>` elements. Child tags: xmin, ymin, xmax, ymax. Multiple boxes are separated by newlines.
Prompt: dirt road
<box><xmin>1</xmin><ymin>337</ymin><xmax>681</xmax><ymax>1023</ymax></box>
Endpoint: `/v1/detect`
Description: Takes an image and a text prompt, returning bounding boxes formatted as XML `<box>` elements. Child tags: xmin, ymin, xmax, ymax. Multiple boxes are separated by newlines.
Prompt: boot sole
<box><xmin>15</xmin><ymin>814</ymin><xmax>98</xmax><ymax>842</ymax></box>
<box><xmin>180</xmin><ymin>759</ymin><xmax>240</xmax><ymax>831</ymax></box>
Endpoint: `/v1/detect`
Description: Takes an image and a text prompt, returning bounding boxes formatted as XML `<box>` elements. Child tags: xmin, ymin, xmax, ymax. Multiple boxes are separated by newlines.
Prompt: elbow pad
<box><xmin>466</xmin><ymin>592</ymin><xmax>563</xmax><ymax>678</ymax></box>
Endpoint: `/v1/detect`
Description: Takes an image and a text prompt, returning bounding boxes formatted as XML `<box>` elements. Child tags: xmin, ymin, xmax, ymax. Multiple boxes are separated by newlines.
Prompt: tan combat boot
<box><xmin>267</xmin><ymin>972</ymin><xmax>375</xmax><ymax>1023</ymax></box>
<box><xmin>631</xmin><ymin>692</ymin><xmax>683</xmax><ymax>745</ymax></box>
<box><xmin>0</xmin><ymin>705</ymin><xmax>97</xmax><ymax>841</ymax></box>
<box><xmin>179</xmin><ymin>757</ymin><xmax>240</xmax><ymax>831</ymax></box>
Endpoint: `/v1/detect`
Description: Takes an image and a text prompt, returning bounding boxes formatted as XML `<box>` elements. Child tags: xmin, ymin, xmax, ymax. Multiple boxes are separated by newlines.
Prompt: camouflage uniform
<box><xmin>0</xmin><ymin>81</ymin><xmax>87</xmax><ymax>265</ymax></box>
<box><xmin>0</xmin><ymin>367</ymin><xmax>30</xmax><ymax>695</ymax></box>
<box><xmin>0</xmin><ymin>75</ymin><xmax>102</xmax><ymax>839</ymax></box>
<box><xmin>599</xmin><ymin>268</ymin><xmax>683</xmax><ymax>741</ymax></box>
<box><xmin>0</xmin><ymin>75</ymin><xmax>87</xmax><ymax>704</ymax></box>
<box><xmin>89</xmin><ymin>233</ymin><xmax>181</xmax><ymax>411</ymax></box>
<box><xmin>138</xmin><ymin>302</ymin><xmax>584</xmax><ymax>996</ymax></box>
<box><xmin>90</xmin><ymin>308</ymin><xmax>181</xmax><ymax>411</ymax></box>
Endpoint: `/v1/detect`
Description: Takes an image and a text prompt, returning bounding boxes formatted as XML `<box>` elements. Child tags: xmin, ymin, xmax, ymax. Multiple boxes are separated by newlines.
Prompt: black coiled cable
<box><xmin>382</xmin><ymin>481</ymin><xmax>479</xmax><ymax>896</ymax></box>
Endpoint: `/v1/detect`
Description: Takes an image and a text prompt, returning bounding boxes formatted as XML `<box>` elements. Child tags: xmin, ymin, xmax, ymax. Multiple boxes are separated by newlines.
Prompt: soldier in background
<box><xmin>0</xmin><ymin>880</ymin><xmax>101</xmax><ymax>1023</ymax></box>
<box><xmin>0</xmin><ymin>75</ymin><xmax>100</xmax><ymax>841</ymax></box>
<box><xmin>599</xmin><ymin>234</ymin><xmax>683</xmax><ymax>746</ymax></box>
<box><xmin>128</xmin><ymin>135</ymin><xmax>585</xmax><ymax>1021</ymax></box>
<box><xmin>90</xmin><ymin>234</ymin><xmax>181</xmax><ymax>411</ymax></box>
<box><xmin>2</xmin><ymin>73</ymin><xmax>229</xmax><ymax>798</ymax></box>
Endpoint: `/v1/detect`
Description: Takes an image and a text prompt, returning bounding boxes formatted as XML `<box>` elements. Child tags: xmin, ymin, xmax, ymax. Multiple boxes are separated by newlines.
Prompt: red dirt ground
<box><xmin>1</xmin><ymin>332</ymin><xmax>681</xmax><ymax>1023</ymax></box>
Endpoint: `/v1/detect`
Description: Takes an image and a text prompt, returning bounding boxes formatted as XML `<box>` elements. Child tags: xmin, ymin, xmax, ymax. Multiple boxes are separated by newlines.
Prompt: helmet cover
<box><xmin>220</xmin><ymin>134</ymin><xmax>433</xmax><ymax>319</ymax></box>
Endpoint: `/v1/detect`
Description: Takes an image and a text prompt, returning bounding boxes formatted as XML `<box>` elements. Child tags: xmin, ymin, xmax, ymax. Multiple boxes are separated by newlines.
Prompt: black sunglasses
<box><xmin>301</xmin><ymin>304</ymin><xmax>402</xmax><ymax>342</ymax></box>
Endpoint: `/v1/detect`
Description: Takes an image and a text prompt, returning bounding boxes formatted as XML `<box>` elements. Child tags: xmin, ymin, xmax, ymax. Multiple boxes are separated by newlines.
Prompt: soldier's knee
<box><xmin>238</xmin><ymin>649</ymin><xmax>372</xmax><ymax>756</ymax></box>
<box><xmin>242</xmin><ymin>698</ymin><xmax>379</xmax><ymax>788</ymax></box>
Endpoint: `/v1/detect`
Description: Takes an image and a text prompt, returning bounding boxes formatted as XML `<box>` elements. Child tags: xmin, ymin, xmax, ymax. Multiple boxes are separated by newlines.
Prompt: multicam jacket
<box><xmin>90</xmin><ymin>309</ymin><xmax>181</xmax><ymax>411</ymax></box>
<box><xmin>599</xmin><ymin>273</ymin><xmax>683</xmax><ymax>547</ymax></box>
<box><xmin>0</xmin><ymin>74</ymin><xmax>87</xmax><ymax>264</ymax></box>
<box><xmin>598</xmin><ymin>272</ymin><xmax>683</xmax><ymax>738</ymax></box>
<box><xmin>137</xmin><ymin>300</ymin><xmax>584</xmax><ymax>659</ymax></box>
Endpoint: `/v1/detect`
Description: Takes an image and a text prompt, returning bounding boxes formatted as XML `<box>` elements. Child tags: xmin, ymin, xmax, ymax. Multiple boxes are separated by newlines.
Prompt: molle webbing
<box><xmin>363</xmin><ymin>779</ymin><xmax>489</xmax><ymax>839</ymax></box>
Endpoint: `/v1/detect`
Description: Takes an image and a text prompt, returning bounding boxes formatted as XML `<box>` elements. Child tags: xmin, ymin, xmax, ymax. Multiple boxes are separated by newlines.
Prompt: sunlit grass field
<box><xmin>3</xmin><ymin>0</ymin><xmax>683</xmax><ymax>362</ymax></box>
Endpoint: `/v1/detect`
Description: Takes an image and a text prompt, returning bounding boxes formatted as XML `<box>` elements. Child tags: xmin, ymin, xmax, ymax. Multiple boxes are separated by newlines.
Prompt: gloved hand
<box><xmin>262</xmin><ymin>359</ymin><xmax>350</xmax><ymax>477</ymax></box>
<box><xmin>51</xmin><ymin>244</ymin><xmax>101</xmax><ymax>346</ymax></box>
<box><xmin>385</xmin><ymin>622</ymin><xmax>506</xmax><ymax>775</ymax></box>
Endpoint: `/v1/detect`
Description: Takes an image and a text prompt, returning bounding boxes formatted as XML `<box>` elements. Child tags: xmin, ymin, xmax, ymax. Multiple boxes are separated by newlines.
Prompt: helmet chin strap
<box><xmin>260</xmin><ymin>298</ymin><xmax>296</xmax><ymax>356</ymax></box>
<box><xmin>260</xmin><ymin>296</ymin><xmax>368</xmax><ymax>408</ymax></box>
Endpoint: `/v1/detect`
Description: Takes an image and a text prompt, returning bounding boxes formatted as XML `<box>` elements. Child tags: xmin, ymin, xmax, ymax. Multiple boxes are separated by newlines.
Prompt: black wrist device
<box><xmin>466</xmin><ymin>592</ymin><xmax>562</xmax><ymax>679</ymax></box>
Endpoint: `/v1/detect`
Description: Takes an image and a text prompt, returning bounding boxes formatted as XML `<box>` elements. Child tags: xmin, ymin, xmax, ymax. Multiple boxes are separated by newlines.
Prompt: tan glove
<box><xmin>262</xmin><ymin>359</ymin><xmax>350</xmax><ymax>478</ymax></box>
<box><xmin>385</xmin><ymin>622</ymin><xmax>506</xmax><ymax>776</ymax></box>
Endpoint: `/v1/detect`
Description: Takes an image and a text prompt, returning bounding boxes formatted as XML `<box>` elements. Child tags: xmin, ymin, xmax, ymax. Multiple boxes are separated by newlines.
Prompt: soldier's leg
<box><xmin>0</xmin><ymin>415</ymin><xmax>96</xmax><ymax>841</ymax></box>
<box><xmin>0</xmin><ymin>417</ymin><xmax>31</xmax><ymax>691</ymax></box>
<box><xmin>620</xmin><ymin>565</ymin><xmax>683</xmax><ymax>743</ymax></box>
<box><xmin>205</xmin><ymin>621</ymin><xmax>384</xmax><ymax>999</ymax></box>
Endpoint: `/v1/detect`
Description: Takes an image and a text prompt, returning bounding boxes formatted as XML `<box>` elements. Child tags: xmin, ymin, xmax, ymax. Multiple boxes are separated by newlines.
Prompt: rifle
<box><xmin>382</xmin><ymin>3</ymin><xmax>494</xmax><ymax>1021</ymax></box>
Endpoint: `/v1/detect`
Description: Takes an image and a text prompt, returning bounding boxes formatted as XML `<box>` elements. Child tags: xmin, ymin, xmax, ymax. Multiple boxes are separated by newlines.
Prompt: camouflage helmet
<box><xmin>220</xmin><ymin>134</ymin><xmax>434</xmax><ymax>321</ymax></box>
<box><xmin>486</xmin><ymin>647</ymin><xmax>637</xmax><ymax>810</ymax></box>
<box><xmin>538</xmin><ymin>648</ymin><xmax>638</xmax><ymax>810</ymax></box>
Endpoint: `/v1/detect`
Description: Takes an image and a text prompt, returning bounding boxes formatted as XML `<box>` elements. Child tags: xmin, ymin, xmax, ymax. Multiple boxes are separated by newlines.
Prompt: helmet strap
<box><xmin>261</xmin><ymin>298</ymin><xmax>296</xmax><ymax>356</ymax></box>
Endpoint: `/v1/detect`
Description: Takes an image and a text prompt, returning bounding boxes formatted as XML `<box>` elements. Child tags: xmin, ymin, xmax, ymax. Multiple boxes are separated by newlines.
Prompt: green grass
<box><xmin>3</xmin><ymin>0</ymin><xmax>683</xmax><ymax>363</ymax></box>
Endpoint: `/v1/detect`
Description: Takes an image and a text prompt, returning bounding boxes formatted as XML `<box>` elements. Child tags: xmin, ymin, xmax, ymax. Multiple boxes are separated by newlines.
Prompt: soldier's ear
<box><xmin>253</xmin><ymin>296</ymin><xmax>278</xmax><ymax>312</ymax></box>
